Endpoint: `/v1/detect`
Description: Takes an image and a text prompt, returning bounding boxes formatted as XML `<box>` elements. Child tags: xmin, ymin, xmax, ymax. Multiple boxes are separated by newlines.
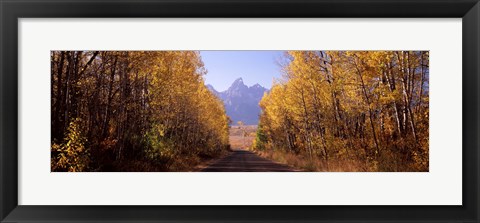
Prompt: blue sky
<box><xmin>200</xmin><ymin>51</ymin><xmax>285</xmax><ymax>92</ymax></box>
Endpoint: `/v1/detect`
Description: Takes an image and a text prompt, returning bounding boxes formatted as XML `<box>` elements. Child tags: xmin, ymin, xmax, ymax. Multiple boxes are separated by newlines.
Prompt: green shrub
<box><xmin>143</xmin><ymin>124</ymin><xmax>175</xmax><ymax>166</ymax></box>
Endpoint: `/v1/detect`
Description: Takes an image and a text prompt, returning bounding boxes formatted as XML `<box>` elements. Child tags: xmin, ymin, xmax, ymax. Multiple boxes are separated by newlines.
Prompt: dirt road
<box><xmin>201</xmin><ymin>149</ymin><xmax>296</xmax><ymax>172</ymax></box>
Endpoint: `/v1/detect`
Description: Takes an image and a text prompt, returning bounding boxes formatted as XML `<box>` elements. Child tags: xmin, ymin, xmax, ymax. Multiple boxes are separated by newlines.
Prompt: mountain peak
<box><xmin>229</xmin><ymin>77</ymin><xmax>248</xmax><ymax>90</ymax></box>
<box><xmin>233</xmin><ymin>77</ymin><xmax>244</xmax><ymax>85</ymax></box>
<box><xmin>251</xmin><ymin>83</ymin><xmax>262</xmax><ymax>88</ymax></box>
<box><xmin>205</xmin><ymin>78</ymin><xmax>268</xmax><ymax>125</ymax></box>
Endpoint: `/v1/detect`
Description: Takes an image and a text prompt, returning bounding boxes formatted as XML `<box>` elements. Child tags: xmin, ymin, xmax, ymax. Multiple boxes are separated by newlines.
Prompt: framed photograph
<box><xmin>1</xmin><ymin>0</ymin><xmax>478</xmax><ymax>222</ymax></box>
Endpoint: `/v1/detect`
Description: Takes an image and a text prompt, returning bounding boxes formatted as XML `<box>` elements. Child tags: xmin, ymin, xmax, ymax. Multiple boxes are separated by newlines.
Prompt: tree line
<box><xmin>51</xmin><ymin>51</ymin><xmax>230</xmax><ymax>172</ymax></box>
<box><xmin>254</xmin><ymin>51</ymin><xmax>429</xmax><ymax>171</ymax></box>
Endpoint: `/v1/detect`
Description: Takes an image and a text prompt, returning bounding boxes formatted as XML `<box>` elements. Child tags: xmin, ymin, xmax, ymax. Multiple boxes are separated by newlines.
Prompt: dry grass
<box><xmin>254</xmin><ymin>149</ymin><xmax>366</xmax><ymax>172</ymax></box>
<box><xmin>229</xmin><ymin>125</ymin><xmax>257</xmax><ymax>150</ymax></box>
<box><xmin>102</xmin><ymin>148</ymin><xmax>230</xmax><ymax>172</ymax></box>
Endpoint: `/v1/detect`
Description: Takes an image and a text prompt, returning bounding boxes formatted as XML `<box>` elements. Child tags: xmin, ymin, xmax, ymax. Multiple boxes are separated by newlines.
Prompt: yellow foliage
<box><xmin>255</xmin><ymin>51</ymin><xmax>429</xmax><ymax>172</ymax></box>
<box><xmin>51</xmin><ymin>118</ymin><xmax>90</xmax><ymax>172</ymax></box>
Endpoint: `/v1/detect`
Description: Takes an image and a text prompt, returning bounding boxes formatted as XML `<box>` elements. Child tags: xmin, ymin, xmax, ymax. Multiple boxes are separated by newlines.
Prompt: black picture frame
<box><xmin>1</xmin><ymin>0</ymin><xmax>479</xmax><ymax>222</ymax></box>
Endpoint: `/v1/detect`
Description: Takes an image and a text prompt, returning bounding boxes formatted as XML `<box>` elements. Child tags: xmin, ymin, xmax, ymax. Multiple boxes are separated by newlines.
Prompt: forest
<box><xmin>51</xmin><ymin>50</ymin><xmax>429</xmax><ymax>172</ymax></box>
<box><xmin>50</xmin><ymin>51</ymin><xmax>230</xmax><ymax>171</ymax></box>
<box><xmin>253</xmin><ymin>51</ymin><xmax>429</xmax><ymax>171</ymax></box>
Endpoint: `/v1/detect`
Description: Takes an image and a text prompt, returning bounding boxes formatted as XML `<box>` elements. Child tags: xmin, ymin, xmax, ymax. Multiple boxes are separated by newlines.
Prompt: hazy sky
<box><xmin>200</xmin><ymin>51</ymin><xmax>285</xmax><ymax>92</ymax></box>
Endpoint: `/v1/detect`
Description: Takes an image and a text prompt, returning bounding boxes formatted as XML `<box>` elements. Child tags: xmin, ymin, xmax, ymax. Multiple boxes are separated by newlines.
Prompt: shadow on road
<box><xmin>201</xmin><ymin>149</ymin><xmax>295</xmax><ymax>172</ymax></box>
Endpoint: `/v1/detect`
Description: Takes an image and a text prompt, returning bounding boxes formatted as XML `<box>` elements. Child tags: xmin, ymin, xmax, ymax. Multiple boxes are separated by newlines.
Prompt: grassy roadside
<box><xmin>252</xmin><ymin>149</ymin><xmax>366</xmax><ymax>172</ymax></box>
